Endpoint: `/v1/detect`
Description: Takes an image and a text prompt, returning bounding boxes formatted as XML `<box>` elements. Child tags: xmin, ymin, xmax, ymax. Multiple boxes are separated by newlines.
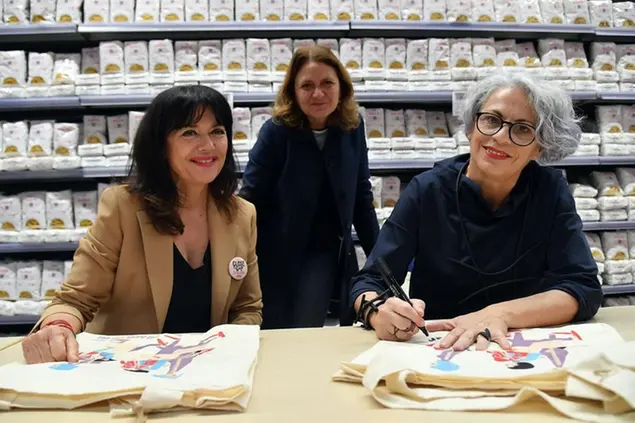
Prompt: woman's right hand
<box><xmin>369</xmin><ymin>297</ymin><xmax>426</xmax><ymax>342</ymax></box>
<box><xmin>22</xmin><ymin>324</ymin><xmax>79</xmax><ymax>364</ymax></box>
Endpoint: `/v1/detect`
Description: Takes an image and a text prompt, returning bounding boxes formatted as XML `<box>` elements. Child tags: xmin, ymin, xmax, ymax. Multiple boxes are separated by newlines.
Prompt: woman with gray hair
<box><xmin>350</xmin><ymin>73</ymin><xmax>602</xmax><ymax>350</ymax></box>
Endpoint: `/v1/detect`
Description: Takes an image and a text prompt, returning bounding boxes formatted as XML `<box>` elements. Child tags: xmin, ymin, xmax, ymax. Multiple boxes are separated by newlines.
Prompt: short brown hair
<box><xmin>273</xmin><ymin>45</ymin><xmax>360</xmax><ymax>131</ymax></box>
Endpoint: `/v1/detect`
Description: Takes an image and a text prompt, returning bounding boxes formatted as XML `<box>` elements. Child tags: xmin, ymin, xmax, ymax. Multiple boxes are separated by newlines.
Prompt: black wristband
<box><xmin>355</xmin><ymin>290</ymin><xmax>390</xmax><ymax>330</ymax></box>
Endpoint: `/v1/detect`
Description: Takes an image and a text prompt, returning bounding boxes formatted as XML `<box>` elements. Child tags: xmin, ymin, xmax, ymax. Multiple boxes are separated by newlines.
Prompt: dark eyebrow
<box><xmin>483</xmin><ymin>109</ymin><xmax>536</xmax><ymax>126</ymax></box>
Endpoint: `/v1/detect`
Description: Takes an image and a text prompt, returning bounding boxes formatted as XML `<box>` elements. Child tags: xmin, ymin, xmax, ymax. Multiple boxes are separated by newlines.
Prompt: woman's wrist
<box><xmin>41</xmin><ymin>319</ymin><xmax>76</xmax><ymax>335</ymax></box>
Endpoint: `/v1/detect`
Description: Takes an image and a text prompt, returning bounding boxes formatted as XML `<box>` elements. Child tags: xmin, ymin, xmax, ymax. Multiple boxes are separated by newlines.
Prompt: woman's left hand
<box><xmin>426</xmin><ymin>310</ymin><xmax>511</xmax><ymax>351</ymax></box>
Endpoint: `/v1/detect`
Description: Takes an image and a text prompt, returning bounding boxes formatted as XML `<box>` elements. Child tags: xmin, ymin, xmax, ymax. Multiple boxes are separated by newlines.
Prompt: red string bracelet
<box><xmin>42</xmin><ymin>319</ymin><xmax>75</xmax><ymax>335</ymax></box>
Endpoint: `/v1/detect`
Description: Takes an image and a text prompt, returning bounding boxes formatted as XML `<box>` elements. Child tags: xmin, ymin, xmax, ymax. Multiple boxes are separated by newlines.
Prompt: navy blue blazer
<box><xmin>239</xmin><ymin>117</ymin><xmax>379</xmax><ymax>326</ymax></box>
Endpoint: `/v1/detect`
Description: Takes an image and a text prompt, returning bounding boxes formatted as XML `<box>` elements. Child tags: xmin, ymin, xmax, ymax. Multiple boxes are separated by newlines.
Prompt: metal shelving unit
<box><xmin>348</xmin><ymin>21</ymin><xmax>596</xmax><ymax>41</ymax></box>
<box><xmin>0</xmin><ymin>23</ymin><xmax>81</xmax><ymax>43</ymax></box>
<box><xmin>583</xmin><ymin>221</ymin><xmax>635</xmax><ymax>232</ymax></box>
<box><xmin>596</xmin><ymin>92</ymin><xmax>635</xmax><ymax>103</ymax></box>
<box><xmin>77</xmin><ymin>21</ymin><xmax>350</xmax><ymax>41</ymax></box>
<box><xmin>0</xmin><ymin>242</ymin><xmax>80</xmax><ymax>254</ymax></box>
<box><xmin>0</xmin><ymin>315</ymin><xmax>39</xmax><ymax>326</ymax></box>
<box><xmin>0</xmin><ymin>167</ymin><xmax>130</xmax><ymax>182</ymax></box>
<box><xmin>0</xmin><ymin>97</ymin><xmax>80</xmax><ymax>111</ymax></box>
<box><xmin>603</xmin><ymin>285</ymin><xmax>635</xmax><ymax>295</ymax></box>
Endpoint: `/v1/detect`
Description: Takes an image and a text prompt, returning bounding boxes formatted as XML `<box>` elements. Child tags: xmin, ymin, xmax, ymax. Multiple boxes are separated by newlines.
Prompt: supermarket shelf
<box><xmin>0</xmin><ymin>23</ymin><xmax>81</xmax><ymax>43</ymax></box>
<box><xmin>356</xmin><ymin>91</ymin><xmax>453</xmax><ymax>104</ymax></box>
<box><xmin>569</xmin><ymin>91</ymin><xmax>598</xmax><ymax>101</ymax></box>
<box><xmin>603</xmin><ymin>285</ymin><xmax>635</xmax><ymax>295</ymax></box>
<box><xmin>233</xmin><ymin>92</ymin><xmax>276</xmax><ymax>105</ymax></box>
<box><xmin>80</xmin><ymin>95</ymin><xmax>154</xmax><ymax>108</ymax></box>
<box><xmin>348</xmin><ymin>21</ymin><xmax>595</xmax><ymax>40</ymax></box>
<box><xmin>598</xmin><ymin>156</ymin><xmax>635</xmax><ymax>165</ymax></box>
<box><xmin>369</xmin><ymin>159</ymin><xmax>436</xmax><ymax>170</ymax></box>
<box><xmin>0</xmin><ymin>167</ymin><xmax>129</xmax><ymax>182</ymax></box>
<box><xmin>583</xmin><ymin>221</ymin><xmax>635</xmax><ymax>231</ymax></box>
<box><xmin>594</xmin><ymin>27</ymin><xmax>635</xmax><ymax>40</ymax></box>
<box><xmin>0</xmin><ymin>314</ymin><xmax>39</xmax><ymax>326</ymax></box>
<box><xmin>78</xmin><ymin>22</ymin><xmax>350</xmax><ymax>41</ymax></box>
<box><xmin>596</xmin><ymin>92</ymin><xmax>635</xmax><ymax>103</ymax></box>
<box><xmin>0</xmin><ymin>97</ymin><xmax>80</xmax><ymax>111</ymax></box>
<box><xmin>0</xmin><ymin>242</ymin><xmax>79</xmax><ymax>254</ymax></box>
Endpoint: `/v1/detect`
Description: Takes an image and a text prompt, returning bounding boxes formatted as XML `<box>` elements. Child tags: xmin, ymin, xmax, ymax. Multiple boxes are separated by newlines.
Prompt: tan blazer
<box><xmin>37</xmin><ymin>185</ymin><xmax>263</xmax><ymax>335</ymax></box>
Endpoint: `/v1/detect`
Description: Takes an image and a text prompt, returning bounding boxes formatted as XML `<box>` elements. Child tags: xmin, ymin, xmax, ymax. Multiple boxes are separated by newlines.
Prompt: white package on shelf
<box><xmin>572</xmin><ymin>144</ymin><xmax>599</xmax><ymax>156</ymax></box>
<box><xmin>591</xmin><ymin>42</ymin><xmax>617</xmax><ymax>78</ymax></box>
<box><xmin>424</xmin><ymin>0</ymin><xmax>446</xmax><ymax>21</ymax></box>
<box><xmin>597</xmin><ymin>261</ymin><xmax>604</xmax><ymax>275</ymax></box>
<box><xmin>473</xmin><ymin>38</ymin><xmax>497</xmax><ymax>78</ymax></box>
<box><xmin>270</xmin><ymin>39</ymin><xmax>292</xmax><ymax>82</ymax></box>
<box><xmin>247</xmin><ymin>39</ymin><xmax>271</xmax><ymax>82</ymax></box>
<box><xmin>84</xmin><ymin>0</ymin><xmax>109</xmax><ymax>22</ymax></box>
<box><xmin>617</xmin><ymin>44</ymin><xmax>635</xmax><ymax>83</ymax></box>
<box><xmin>0</xmin><ymin>50</ymin><xmax>26</xmax><ymax>89</ymax></box>
<box><xmin>392</xmin><ymin>138</ymin><xmax>415</xmax><ymax>150</ymax></box>
<box><xmin>53</xmin><ymin>156</ymin><xmax>81</xmax><ymax>169</ymax></box>
<box><xmin>385</xmin><ymin>39</ymin><xmax>407</xmax><ymax>81</ymax></box>
<box><xmin>110</xmin><ymin>0</ymin><xmax>134</xmax><ymax>21</ymax></box>
<box><xmin>16</xmin><ymin>261</ymin><xmax>42</xmax><ymax>301</ymax></box>
<box><xmin>222</xmin><ymin>39</ymin><xmax>247</xmax><ymax>81</ymax></box>
<box><xmin>340</xmin><ymin>38</ymin><xmax>362</xmax><ymax>80</ymax></box>
<box><xmin>429</xmin><ymin>38</ymin><xmax>451</xmax><ymax>76</ymax></box>
<box><xmin>251</xmin><ymin>107</ymin><xmax>272</xmax><ymax>141</ymax></box>
<box><xmin>385</xmin><ymin>109</ymin><xmax>406</xmax><ymax>138</ymax></box>
<box><xmin>435</xmin><ymin>137</ymin><xmax>457</xmax><ymax>149</ymax></box>
<box><xmin>0</xmin><ymin>300</ymin><xmax>15</xmax><ymax>316</ymax></box>
<box><xmin>401</xmin><ymin>0</ymin><xmax>423</xmax><ymax>20</ymax></box>
<box><xmin>604</xmin><ymin>273</ymin><xmax>633</xmax><ymax>286</ymax></box>
<box><xmin>564</xmin><ymin>0</ymin><xmax>589</xmax><ymax>24</ymax></box>
<box><xmin>405</xmin><ymin>109</ymin><xmax>429</xmax><ymax>138</ymax></box>
<box><xmin>602</xmin><ymin>231</ymin><xmax>629</xmax><ymax>260</ymax></box>
<box><xmin>574</xmin><ymin>197</ymin><xmax>598</xmax><ymax>210</ymax></box>
<box><xmin>446</xmin><ymin>0</ymin><xmax>469</xmax><ymax>22</ymax></box>
<box><xmin>135</xmin><ymin>0</ymin><xmax>159</xmax><ymax>21</ymax></box>
<box><xmin>52</xmin><ymin>53</ymin><xmax>80</xmax><ymax>88</ymax></box>
<box><xmin>377</xmin><ymin>0</ymin><xmax>400</xmax><ymax>20</ymax></box>
<box><xmin>330</xmin><ymin>0</ymin><xmax>353</xmax><ymax>20</ymax></box>
<box><xmin>450</xmin><ymin>38</ymin><xmax>475</xmax><ymax>80</ymax></box>
<box><xmin>570</xmin><ymin>182</ymin><xmax>598</xmax><ymax>198</ymax></box>
<box><xmin>185</xmin><ymin>0</ymin><xmax>208</xmax><ymax>20</ymax></box>
<box><xmin>590</xmin><ymin>171</ymin><xmax>625</xmax><ymax>197</ymax></box>
<box><xmin>589</xmin><ymin>0</ymin><xmax>613</xmax><ymax>28</ymax></box>
<box><xmin>628</xmin><ymin>231</ymin><xmax>635</xmax><ymax>259</ymax></box>
<box><xmin>362</xmin><ymin>38</ymin><xmax>386</xmax><ymax>80</ymax></box>
<box><xmin>260</xmin><ymin>0</ymin><xmax>283</xmax><ymax>21</ymax></box>
<box><xmin>597</xmin><ymin>105</ymin><xmax>623</xmax><ymax>135</ymax></box>
<box><xmin>604</xmin><ymin>259</ymin><xmax>631</xmax><ymax>275</ymax></box>
<box><xmin>73</xmin><ymin>191</ymin><xmax>98</xmax><ymax>229</ymax></box>
<box><xmin>174</xmin><ymin>41</ymin><xmax>198</xmax><ymax>82</ymax></box>
<box><xmin>31</xmin><ymin>0</ymin><xmax>56</xmax><ymax>23</ymax></box>
<box><xmin>27</xmin><ymin>52</ymin><xmax>54</xmax><ymax>87</ymax></box>
<box><xmin>580</xmin><ymin>133</ymin><xmax>601</xmax><ymax>145</ymax></box>
<box><xmin>406</xmin><ymin>39</ymin><xmax>429</xmax><ymax>81</ymax></box>
<box><xmin>613</xmin><ymin>1</ymin><xmax>635</xmax><ymax>27</ymax></box>
<box><xmin>520</xmin><ymin>0</ymin><xmax>542</xmax><ymax>23</ymax></box>
<box><xmin>56</xmin><ymin>0</ymin><xmax>82</xmax><ymax>22</ymax></box>
<box><xmin>600</xmin><ymin>209</ymin><xmax>627</xmax><ymax>221</ymax></box>
<box><xmin>494</xmin><ymin>0</ymin><xmax>518</xmax><ymax>22</ymax></box>
<box><xmin>516</xmin><ymin>42</ymin><xmax>541</xmax><ymax>68</ymax></box>
<box><xmin>427</xmin><ymin>111</ymin><xmax>449</xmax><ymax>137</ymax></box>
<box><xmin>161</xmin><ymin>0</ymin><xmax>184</xmax><ymax>21</ymax></box>
<box><xmin>539</xmin><ymin>0</ymin><xmax>565</xmax><ymax>24</ymax></box>
<box><xmin>354</xmin><ymin>0</ymin><xmax>377</xmax><ymax>20</ymax></box>
<box><xmin>472</xmin><ymin>0</ymin><xmax>495</xmax><ymax>22</ymax></box>
<box><xmin>100</xmin><ymin>41</ymin><xmax>125</xmax><ymax>84</ymax></box>
<box><xmin>565</xmin><ymin>42</ymin><xmax>593</xmax><ymax>79</ymax></box>
<box><xmin>308</xmin><ymin>0</ymin><xmax>329</xmax><ymax>20</ymax></box>
<box><xmin>81</xmin><ymin>156</ymin><xmax>108</xmax><ymax>168</ymax></box>
<box><xmin>198</xmin><ymin>40</ymin><xmax>223</xmax><ymax>82</ymax></box>
<box><xmin>597</xmin><ymin>196</ymin><xmax>628</xmax><ymax>210</ymax></box>
<box><xmin>79</xmin><ymin>115</ymin><xmax>106</xmax><ymax>157</ymax></box>
<box><xmin>381</xmin><ymin>176</ymin><xmax>400</xmax><ymax>207</ymax></box>
<box><xmin>2</xmin><ymin>121</ymin><xmax>28</xmax><ymax>157</ymax></box>
<box><xmin>0</xmin><ymin>262</ymin><xmax>17</xmax><ymax>301</ymax></box>
<box><xmin>105</xmin><ymin>115</ymin><xmax>130</xmax><ymax>156</ymax></box>
<box><xmin>232</xmin><ymin>107</ymin><xmax>251</xmax><ymax>151</ymax></box>
<box><xmin>149</xmin><ymin>39</ymin><xmax>175</xmax><ymax>84</ymax></box>
<box><xmin>124</xmin><ymin>41</ymin><xmax>150</xmax><ymax>84</ymax></box>
<box><xmin>46</xmin><ymin>190</ymin><xmax>74</xmax><ymax>230</ymax></box>
<box><xmin>0</xmin><ymin>196</ymin><xmax>21</xmax><ymax>231</ymax></box>
<box><xmin>76</xmin><ymin>47</ymin><xmax>100</xmax><ymax>86</ymax></box>
<box><xmin>235</xmin><ymin>0</ymin><xmax>259</xmax><ymax>20</ymax></box>
<box><xmin>370</xmin><ymin>176</ymin><xmax>382</xmax><ymax>208</ymax></box>
<box><xmin>577</xmin><ymin>209</ymin><xmax>600</xmax><ymax>221</ymax></box>
<box><xmin>616</xmin><ymin>168</ymin><xmax>635</xmax><ymax>196</ymax></box>
<box><xmin>367</xmin><ymin>137</ymin><xmax>392</xmax><ymax>150</ymax></box>
<box><xmin>585</xmin><ymin>232</ymin><xmax>605</xmax><ymax>262</ymax></box>
<box><xmin>53</xmin><ymin>123</ymin><xmax>79</xmax><ymax>157</ymax></box>
<box><xmin>41</xmin><ymin>260</ymin><xmax>65</xmax><ymax>299</ymax></box>
<box><xmin>20</xmin><ymin>191</ymin><xmax>46</xmax><ymax>230</ymax></box>
<box><xmin>285</xmin><ymin>0</ymin><xmax>307</xmax><ymax>20</ymax></box>
<box><xmin>4</xmin><ymin>0</ymin><xmax>28</xmax><ymax>23</ymax></box>
<box><xmin>365</xmin><ymin>108</ymin><xmax>385</xmax><ymax>139</ymax></box>
<box><xmin>13</xmin><ymin>300</ymin><xmax>41</xmax><ymax>315</ymax></box>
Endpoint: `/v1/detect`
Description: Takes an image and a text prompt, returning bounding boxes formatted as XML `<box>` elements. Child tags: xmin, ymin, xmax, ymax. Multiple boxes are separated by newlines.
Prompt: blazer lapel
<box><xmin>208</xmin><ymin>197</ymin><xmax>236</xmax><ymax>327</ymax></box>
<box><xmin>136</xmin><ymin>210</ymin><xmax>173</xmax><ymax>332</ymax></box>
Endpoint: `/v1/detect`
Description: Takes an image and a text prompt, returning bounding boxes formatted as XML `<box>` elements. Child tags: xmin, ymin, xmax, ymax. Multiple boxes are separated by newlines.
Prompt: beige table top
<box><xmin>1</xmin><ymin>306</ymin><xmax>634</xmax><ymax>422</ymax></box>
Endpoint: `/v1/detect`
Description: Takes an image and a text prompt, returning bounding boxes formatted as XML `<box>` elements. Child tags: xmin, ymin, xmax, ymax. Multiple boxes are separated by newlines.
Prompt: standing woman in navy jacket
<box><xmin>239</xmin><ymin>45</ymin><xmax>379</xmax><ymax>329</ymax></box>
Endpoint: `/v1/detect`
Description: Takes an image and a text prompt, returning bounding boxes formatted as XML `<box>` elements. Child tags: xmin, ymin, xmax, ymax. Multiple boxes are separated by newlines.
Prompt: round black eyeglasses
<box><xmin>475</xmin><ymin>112</ymin><xmax>537</xmax><ymax>147</ymax></box>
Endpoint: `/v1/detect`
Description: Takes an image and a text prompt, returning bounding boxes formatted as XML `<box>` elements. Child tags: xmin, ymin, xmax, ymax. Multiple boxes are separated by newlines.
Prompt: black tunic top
<box><xmin>162</xmin><ymin>243</ymin><xmax>212</xmax><ymax>333</ymax></box>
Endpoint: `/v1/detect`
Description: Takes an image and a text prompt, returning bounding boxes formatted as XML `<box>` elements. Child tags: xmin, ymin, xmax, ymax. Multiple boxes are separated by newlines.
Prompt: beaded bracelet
<box><xmin>42</xmin><ymin>319</ymin><xmax>75</xmax><ymax>336</ymax></box>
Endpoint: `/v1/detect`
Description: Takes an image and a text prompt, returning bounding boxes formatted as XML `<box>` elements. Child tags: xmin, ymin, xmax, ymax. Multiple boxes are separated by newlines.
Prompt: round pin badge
<box><xmin>229</xmin><ymin>257</ymin><xmax>248</xmax><ymax>280</ymax></box>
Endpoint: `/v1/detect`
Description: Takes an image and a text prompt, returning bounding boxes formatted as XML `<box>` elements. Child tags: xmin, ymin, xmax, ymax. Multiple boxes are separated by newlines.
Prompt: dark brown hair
<box><xmin>273</xmin><ymin>45</ymin><xmax>360</xmax><ymax>131</ymax></box>
<box><xmin>127</xmin><ymin>85</ymin><xmax>238</xmax><ymax>235</ymax></box>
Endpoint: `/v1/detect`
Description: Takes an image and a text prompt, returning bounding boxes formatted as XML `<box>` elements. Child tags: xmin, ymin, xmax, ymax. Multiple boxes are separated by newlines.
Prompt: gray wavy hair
<box><xmin>460</xmin><ymin>72</ymin><xmax>582</xmax><ymax>163</ymax></box>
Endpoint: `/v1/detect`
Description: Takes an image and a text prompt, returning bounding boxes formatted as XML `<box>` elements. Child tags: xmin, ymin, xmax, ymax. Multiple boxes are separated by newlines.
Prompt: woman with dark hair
<box><xmin>22</xmin><ymin>85</ymin><xmax>263</xmax><ymax>364</ymax></box>
<box><xmin>239</xmin><ymin>45</ymin><xmax>379</xmax><ymax>329</ymax></box>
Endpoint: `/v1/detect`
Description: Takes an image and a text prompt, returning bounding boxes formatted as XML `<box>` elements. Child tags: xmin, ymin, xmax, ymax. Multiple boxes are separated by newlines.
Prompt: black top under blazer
<box><xmin>239</xmin><ymin>117</ymin><xmax>380</xmax><ymax>326</ymax></box>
